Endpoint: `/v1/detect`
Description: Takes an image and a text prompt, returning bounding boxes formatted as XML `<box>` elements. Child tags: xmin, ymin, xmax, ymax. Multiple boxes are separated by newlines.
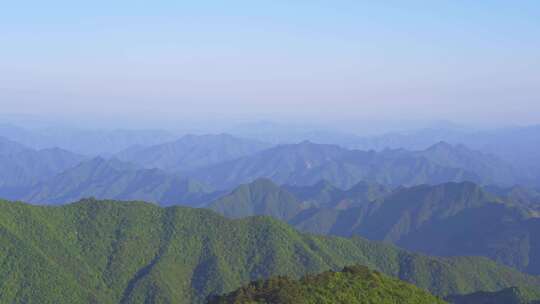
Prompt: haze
<box><xmin>1</xmin><ymin>1</ymin><xmax>539</xmax><ymax>127</ymax></box>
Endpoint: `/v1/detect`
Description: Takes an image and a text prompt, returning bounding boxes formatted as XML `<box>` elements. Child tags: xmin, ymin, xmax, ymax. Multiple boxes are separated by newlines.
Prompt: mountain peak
<box><xmin>298</xmin><ymin>139</ymin><xmax>315</xmax><ymax>145</ymax></box>
<box><xmin>0</xmin><ymin>136</ymin><xmax>30</xmax><ymax>154</ymax></box>
<box><xmin>209</xmin><ymin>264</ymin><xmax>446</xmax><ymax>304</ymax></box>
<box><xmin>89</xmin><ymin>156</ymin><xmax>107</xmax><ymax>163</ymax></box>
<box><xmin>427</xmin><ymin>141</ymin><xmax>455</xmax><ymax>151</ymax></box>
<box><xmin>248</xmin><ymin>177</ymin><xmax>279</xmax><ymax>188</ymax></box>
<box><xmin>209</xmin><ymin>177</ymin><xmax>301</xmax><ymax>221</ymax></box>
<box><xmin>313</xmin><ymin>179</ymin><xmax>336</xmax><ymax>189</ymax></box>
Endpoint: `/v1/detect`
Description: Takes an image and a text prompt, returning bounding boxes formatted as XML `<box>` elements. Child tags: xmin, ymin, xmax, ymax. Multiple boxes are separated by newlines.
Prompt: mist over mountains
<box><xmin>190</xmin><ymin>140</ymin><xmax>525</xmax><ymax>190</ymax></box>
<box><xmin>227</xmin><ymin>121</ymin><xmax>540</xmax><ymax>170</ymax></box>
<box><xmin>3</xmin><ymin>0</ymin><xmax>540</xmax><ymax>301</ymax></box>
<box><xmin>116</xmin><ymin>133</ymin><xmax>270</xmax><ymax>173</ymax></box>
<box><xmin>0</xmin><ymin>121</ymin><xmax>539</xmax><ymax>303</ymax></box>
<box><xmin>21</xmin><ymin>157</ymin><xmax>219</xmax><ymax>206</ymax></box>
<box><xmin>0</xmin><ymin>123</ymin><xmax>176</xmax><ymax>155</ymax></box>
<box><xmin>0</xmin><ymin>129</ymin><xmax>534</xmax><ymax>206</ymax></box>
<box><xmin>0</xmin><ymin>136</ymin><xmax>85</xmax><ymax>193</ymax></box>
<box><xmin>2</xmin><ymin>120</ymin><xmax>538</xmax><ymax>172</ymax></box>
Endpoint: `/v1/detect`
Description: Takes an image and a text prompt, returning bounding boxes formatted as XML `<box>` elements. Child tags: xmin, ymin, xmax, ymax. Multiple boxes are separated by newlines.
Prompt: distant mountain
<box><xmin>116</xmin><ymin>133</ymin><xmax>270</xmax><ymax>173</ymax></box>
<box><xmin>484</xmin><ymin>185</ymin><xmax>540</xmax><ymax>213</ymax></box>
<box><xmin>350</xmin><ymin>126</ymin><xmax>475</xmax><ymax>151</ymax></box>
<box><xmin>0</xmin><ymin>136</ymin><xmax>84</xmax><ymax>195</ymax></box>
<box><xmin>192</xmin><ymin>141</ymin><xmax>518</xmax><ymax>190</ymax></box>
<box><xmin>227</xmin><ymin>121</ymin><xmax>363</xmax><ymax>146</ymax></box>
<box><xmin>470</xmin><ymin>125</ymin><xmax>540</xmax><ymax>175</ymax></box>
<box><xmin>209</xmin><ymin>265</ymin><xmax>446</xmax><ymax>304</ymax></box>
<box><xmin>304</xmin><ymin>182</ymin><xmax>540</xmax><ymax>276</ymax></box>
<box><xmin>0</xmin><ymin>123</ymin><xmax>45</xmax><ymax>148</ymax></box>
<box><xmin>21</xmin><ymin>157</ymin><xmax>217</xmax><ymax>206</ymax></box>
<box><xmin>208</xmin><ymin>178</ymin><xmax>304</xmax><ymax>220</ymax></box>
<box><xmin>193</xmin><ymin>141</ymin><xmax>352</xmax><ymax>189</ymax></box>
<box><xmin>320</xmin><ymin>182</ymin><xmax>499</xmax><ymax>241</ymax></box>
<box><xmin>351</xmin><ymin>124</ymin><xmax>540</xmax><ymax>182</ymax></box>
<box><xmin>0</xmin><ymin>123</ymin><xmax>177</xmax><ymax>155</ymax></box>
<box><xmin>417</xmin><ymin>141</ymin><xmax>519</xmax><ymax>186</ymax></box>
<box><xmin>208</xmin><ymin>178</ymin><xmax>390</xmax><ymax>220</ymax></box>
<box><xmin>285</xmin><ymin>179</ymin><xmax>391</xmax><ymax>209</ymax></box>
<box><xmin>0</xmin><ymin>198</ymin><xmax>538</xmax><ymax>303</ymax></box>
<box><xmin>209</xmin><ymin>179</ymin><xmax>540</xmax><ymax>275</ymax></box>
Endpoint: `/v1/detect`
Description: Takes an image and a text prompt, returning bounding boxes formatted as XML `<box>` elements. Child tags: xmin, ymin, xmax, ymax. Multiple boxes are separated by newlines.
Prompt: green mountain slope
<box><xmin>208</xmin><ymin>265</ymin><xmax>447</xmax><ymax>304</ymax></box>
<box><xmin>208</xmin><ymin>178</ymin><xmax>303</xmax><ymax>220</ymax></box>
<box><xmin>295</xmin><ymin>182</ymin><xmax>540</xmax><ymax>275</ymax></box>
<box><xmin>208</xmin><ymin>178</ymin><xmax>389</xmax><ymax>221</ymax></box>
<box><xmin>209</xmin><ymin>179</ymin><xmax>540</xmax><ymax>275</ymax></box>
<box><xmin>21</xmin><ymin>157</ymin><xmax>217</xmax><ymax>206</ymax></box>
<box><xmin>0</xmin><ymin>199</ymin><xmax>539</xmax><ymax>303</ymax></box>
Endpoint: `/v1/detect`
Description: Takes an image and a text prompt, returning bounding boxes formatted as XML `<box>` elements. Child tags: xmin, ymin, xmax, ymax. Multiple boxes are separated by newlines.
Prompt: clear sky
<box><xmin>1</xmin><ymin>1</ymin><xmax>539</xmax><ymax>128</ymax></box>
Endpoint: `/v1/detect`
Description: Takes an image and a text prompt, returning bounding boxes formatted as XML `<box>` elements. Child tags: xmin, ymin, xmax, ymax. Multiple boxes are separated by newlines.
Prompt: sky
<box><xmin>1</xmin><ymin>1</ymin><xmax>539</xmax><ymax>129</ymax></box>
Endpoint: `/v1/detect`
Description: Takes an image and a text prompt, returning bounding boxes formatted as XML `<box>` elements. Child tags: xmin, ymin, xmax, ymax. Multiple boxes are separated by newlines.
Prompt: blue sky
<box><xmin>1</xmin><ymin>1</ymin><xmax>539</xmax><ymax>128</ymax></box>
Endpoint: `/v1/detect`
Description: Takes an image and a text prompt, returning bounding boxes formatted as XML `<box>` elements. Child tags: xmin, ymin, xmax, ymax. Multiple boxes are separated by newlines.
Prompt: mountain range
<box><xmin>0</xmin><ymin>126</ymin><xmax>539</xmax><ymax>303</ymax></box>
<box><xmin>0</xmin><ymin>133</ymin><xmax>268</xmax><ymax>205</ymax></box>
<box><xmin>2</xmin><ymin>134</ymin><xmax>528</xmax><ymax>207</ymax></box>
<box><xmin>193</xmin><ymin>140</ymin><xmax>523</xmax><ymax>190</ymax></box>
<box><xmin>1</xmin><ymin>121</ymin><xmax>539</xmax><ymax>180</ymax></box>
<box><xmin>116</xmin><ymin>133</ymin><xmax>269</xmax><ymax>173</ymax></box>
<box><xmin>0</xmin><ymin>198</ymin><xmax>539</xmax><ymax>303</ymax></box>
<box><xmin>350</xmin><ymin>124</ymin><xmax>540</xmax><ymax>179</ymax></box>
<box><xmin>0</xmin><ymin>136</ymin><xmax>84</xmax><ymax>193</ymax></box>
<box><xmin>0</xmin><ymin>123</ymin><xmax>177</xmax><ymax>155</ymax></box>
<box><xmin>209</xmin><ymin>178</ymin><xmax>540</xmax><ymax>275</ymax></box>
<box><xmin>20</xmin><ymin>157</ymin><xmax>219</xmax><ymax>206</ymax></box>
<box><xmin>0</xmin><ymin>130</ymin><xmax>538</xmax><ymax>269</ymax></box>
<box><xmin>228</xmin><ymin>122</ymin><xmax>540</xmax><ymax>175</ymax></box>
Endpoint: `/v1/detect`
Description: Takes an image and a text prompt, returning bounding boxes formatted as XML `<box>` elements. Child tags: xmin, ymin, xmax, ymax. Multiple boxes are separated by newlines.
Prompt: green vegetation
<box><xmin>210</xmin><ymin>179</ymin><xmax>540</xmax><ymax>275</ymax></box>
<box><xmin>0</xmin><ymin>199</ymin><xmax>539</xmax><ymax>303</ymax></box>
<box><xmin>208</xmin><ymin>265</ymin><xmax>447</xmax><ymax>304</ymax></box>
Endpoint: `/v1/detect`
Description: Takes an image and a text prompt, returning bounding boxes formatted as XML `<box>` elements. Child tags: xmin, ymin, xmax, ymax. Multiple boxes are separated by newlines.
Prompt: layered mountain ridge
<box><xmin>209</xmin><ymin>179</ymin><xmax>540</xmax><ymax>275</ymax></box>
<box><xmin>0</xmin><ymin>198</ymin><xmax>539</xmax><ymax>303</ymax></box>
<box><xmin>22</xmin><ymin>157</ymin><xmax>218</xmax><ymax>206</ymax></box>
<box><xmin>191</xmin><ymin>140</ymin><xmax>522</xmax><ymax>190</ymax></box>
